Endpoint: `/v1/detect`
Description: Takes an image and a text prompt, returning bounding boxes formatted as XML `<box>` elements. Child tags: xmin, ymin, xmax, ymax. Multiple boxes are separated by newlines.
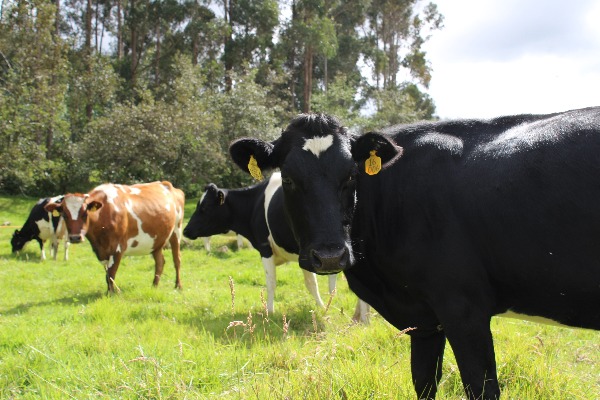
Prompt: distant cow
<box><xmin>45</xmin><ymin>182</ymin><xmax>185</xmax><ymax>292</ymax></box>
<box><xmin>11</xmin><ymin>196</ymin><xmax>69</xmax><ymax>261</ymax></box>
<box><xmin>183</xmin><ymin>173</ymin><xmax>369</xmax><ymax>320</ymax></box>
<box><xmin>230</xmin><ymin>109</ymin><xmax>600</xmax><ymax>399</ymax></box>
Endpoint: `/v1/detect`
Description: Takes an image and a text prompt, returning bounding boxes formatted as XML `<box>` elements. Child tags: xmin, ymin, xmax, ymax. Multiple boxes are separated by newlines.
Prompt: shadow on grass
<box><xmin>1</xmin><ymin>291</ymin><xmax>103</xmax><ymax>316</ymax></box>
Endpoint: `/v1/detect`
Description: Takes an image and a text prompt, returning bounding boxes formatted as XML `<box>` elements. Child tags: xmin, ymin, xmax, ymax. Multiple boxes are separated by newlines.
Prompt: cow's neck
<box><xmin>226</xmin><ymin>184</ymin><xmax>265</xmax><ymax>244</ymax></box>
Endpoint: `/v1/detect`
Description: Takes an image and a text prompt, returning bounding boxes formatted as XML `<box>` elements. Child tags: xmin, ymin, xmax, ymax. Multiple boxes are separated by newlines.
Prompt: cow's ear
<box><xmin>87</xmin><ymin>201</ymin><xmax>103</xmax><ymax>212</ymax></box>
<box><xmin>351</xmin><ymin>132</ymin><xmax>403</xmax><ymax>175</ymax></box>
<box><xmin>217</xmin><ymin>189</ymin><xmax>226</xmax><ymax>206</ymax></box>
<box><xmin>229</xmin><ymin>138</ymin><xmax>276</xmax><ymax>181</ymax></box>
<box><xmin>44</xmin><ymin>201</ymin><xmax>62</xmax><ymax>214</ymax></box>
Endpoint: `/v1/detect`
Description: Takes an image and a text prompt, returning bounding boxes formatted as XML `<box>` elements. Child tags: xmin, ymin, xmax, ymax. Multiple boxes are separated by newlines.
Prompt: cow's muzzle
<box><xmin>310</xmin><ymin>246</ymin><xmax>349</xmax><ymax>274</ymax></box>
<box><xmin>68</xmin><ymin>234</ymin><xmax>84</xmax><ymax>244</ymax></box>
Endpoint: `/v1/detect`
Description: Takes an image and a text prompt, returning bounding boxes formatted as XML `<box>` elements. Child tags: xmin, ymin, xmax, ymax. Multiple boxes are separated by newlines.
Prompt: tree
<box><xmin>0</xmin><ymin>0</ymin><xmax>70</xmax><ymax>194</ymax></box>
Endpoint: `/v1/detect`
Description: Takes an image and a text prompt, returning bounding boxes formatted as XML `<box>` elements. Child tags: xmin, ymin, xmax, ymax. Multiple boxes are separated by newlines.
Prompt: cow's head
<box><xmin>44</xmin><ymin>193</ymin><xmax>103</xmax><ymax>243</ymax></box>
<box><xmin>11</xmin><ymin>229</ymin><xmax>27</xmax><ymax>253</ymax></box>
<box><xmin>183</xmin><ymin>184</ymin><xmax>230</xmax><ymax>240</ymax></box>
<box><xmin>230</xmin><ymin>114</ymin><xmax>402</xmax><ymax>274</ymax></box>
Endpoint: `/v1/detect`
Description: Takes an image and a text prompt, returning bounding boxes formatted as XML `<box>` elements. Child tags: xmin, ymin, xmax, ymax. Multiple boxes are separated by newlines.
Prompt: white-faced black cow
<box><xmin>183</xmin><ymin>173</ymin><xmax>369</xmax><ymax>320</ymax></box>
<box><xmin>44</xmin><ymin>182</ymin><xmax>185</xmax><ymax>292</ymax></box>
<box><xmin>230</xmin><ymin>109</ymin><xmax>600</xmax><ymax>399</ymax></box>
<box><xmin>11</xmin><ymin>196</ymin><xmax>69</xmax><ymax>261</ymax></box>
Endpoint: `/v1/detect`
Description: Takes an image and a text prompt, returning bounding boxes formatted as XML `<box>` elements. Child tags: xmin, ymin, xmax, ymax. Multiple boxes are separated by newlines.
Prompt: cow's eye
<box><xmin>282</xmin><ymin>176</ymin><xmax>298</xmax><ymax>191</ymax></box>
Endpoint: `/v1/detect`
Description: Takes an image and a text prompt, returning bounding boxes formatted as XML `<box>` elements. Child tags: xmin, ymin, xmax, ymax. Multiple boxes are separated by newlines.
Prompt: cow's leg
<box><xmin>202</xmin><ymin>237</ymin><xmax>211</xmax><ymax>252</ymax></box>
<box><xmin>302</xmin><ymin>270</ymin><xmax>325</xmax><ymax>308</ymax></box>
<box><xmin>352</xmin><ymin>299</ymin><xmax>371</xmax><ymax>324</ymax></box>
<box><xmin>435</xmin><ymin>298</ymin><xmax>499</xmax><ymax>400</ymax></box>
<box><xmin>261</xmin><ymin>257</ymin><xmax>276</xmax><ymax>314</ymax></box>
<box><xmin>51</xmin><ymin>235</ymin><xmax>59</xmax><ymax>261</ymax></box>
<box><xmin>105</xmin><ymin>252</ymin><xmax>123</xmax><ymax>293</ymax></box>
<box><xmin>152</xmin><ymin>248</ymin><xmax>165</xmax><ymax>287</ymax></box>
<box><xmin>37</xmin><ymin>238</ymin><xmax>46</xmax><ymax>261</ymax></box>
<box><xmin>410</xmin><ymin>331</ymin><xmax>446</xmax><ymax>400</ymax></box>
<box><xmin>169</xmin><ymin>234</ymin><xmax>182</xmax><ymax>289</ymax></box>
<box><xmin>63</xmin><ymin>240</ymin><xmax>70</xmax><ymax>261</ymax></box>
<box><xmin>236</xmin><ymin>234</ymin><xmax>244</xmax><ymax>249</ymax></box>
<box><xmin>327</xmin><ymin>274</ymin><xmax>337</xmax><ymax>294</ymax></box>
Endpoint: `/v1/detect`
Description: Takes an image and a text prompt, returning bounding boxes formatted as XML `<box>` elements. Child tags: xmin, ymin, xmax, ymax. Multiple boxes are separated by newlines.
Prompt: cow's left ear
<box><xmin>217</xmin><ymin>189</ymin><xmax>226</xmax><ymax>206</ymax></box>
<box><xmin>87</xmin><ymin>201</ymin><xmax>103</xmax><ymax>212</ymax></box>
<box><xmin>229</xmin><ymin>138</ymin><xmax>276</xmax><ymax>181</ymax></box>
<box><xmin>44</xmin><ymin>201</ymin><xmax>62</xmax><ymax>215</ymax></box>
<box><xmin>351</xmin><ymin>132</ymin><xmax>403</xmax><ymax>175</ymax></box>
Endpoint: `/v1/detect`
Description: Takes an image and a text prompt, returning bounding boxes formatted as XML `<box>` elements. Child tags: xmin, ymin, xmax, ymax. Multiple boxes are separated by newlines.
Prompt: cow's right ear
<box><xmin>87</xmin><ymin>201</ymin><xmax>103</xmax><ymax>212</ymax></box>
<box><xmin>229</xmin><ymin>138</ymin><xmax>276</xmax><ymax>181</ymax></box>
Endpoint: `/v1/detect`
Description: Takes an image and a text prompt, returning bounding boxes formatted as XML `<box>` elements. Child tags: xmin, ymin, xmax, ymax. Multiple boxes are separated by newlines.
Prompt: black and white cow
<box><xmin>183</xmin><ymin>173</ymin><xmax>369</xmax><ymax>320</ymax></box>
<box><xmin>11</xmin><ymin>196</ymin><xmax>69</xmax><ymax>261</ymax></box>
<box><xmin>230</xmin><ymin>109</ymin><xmax>600</xmax><ymax>400</ymax></box>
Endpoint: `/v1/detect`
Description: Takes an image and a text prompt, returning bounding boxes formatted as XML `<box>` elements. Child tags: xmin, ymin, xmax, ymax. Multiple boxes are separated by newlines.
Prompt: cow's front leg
<box><xmin>104</xmin><ymin>252</ymin><xmax>123</xmax><ymax>293</ymax></box>
<box><xmin>36</xmin><ymin>237</ymin><xmax>46</xmax><ymax>261</ymax></box>
<box><xmin>437</xmin><ymin>300</ymin><xmax>499</xmax><ymax>400</ymax></box>
<box><xmin>410</xmin><ymin>331</ymin><xmax>446</xmax><ymax>399</ymax></box>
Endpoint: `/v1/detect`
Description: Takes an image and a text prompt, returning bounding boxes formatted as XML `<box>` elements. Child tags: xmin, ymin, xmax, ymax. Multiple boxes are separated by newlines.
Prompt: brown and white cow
<box><xmin>45</xmin><ymin>181</ymin><xmax>185</xmax><ymax>292</ymax></box>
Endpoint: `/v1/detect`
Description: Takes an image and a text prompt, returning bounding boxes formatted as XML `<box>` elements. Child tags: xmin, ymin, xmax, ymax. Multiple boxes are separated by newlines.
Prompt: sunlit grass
<box><xmin>0</xmin><ymin>195</ymin><xmax>598</xmax><ymax>399</ymax></box>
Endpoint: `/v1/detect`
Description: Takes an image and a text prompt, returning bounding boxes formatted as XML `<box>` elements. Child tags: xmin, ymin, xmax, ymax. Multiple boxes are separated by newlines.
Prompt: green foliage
<box><xmin>0</xmin><ymin>0</ymin><xmax>444</xmax><ymax>196</ymax></box>
<box><xmin>0</xmin><ymin>195</ymin><xmax>598</xmax><ymax>399</ymax></box>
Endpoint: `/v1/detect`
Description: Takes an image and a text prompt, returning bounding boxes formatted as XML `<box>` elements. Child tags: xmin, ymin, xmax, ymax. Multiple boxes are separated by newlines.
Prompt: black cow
<box><xmin>183</xmin><ymin>173</ymin><xmax>369</xmax><ymax>321</ymax></box>
<box><xmin>230</xmin><ymin>109</ymin><xmax>600</xmax><ymax>400</ymax></box>
<box><xmin>12</xmin><ymin>196</ymin><xmax>69</xmax><ymax>261</ymax></box>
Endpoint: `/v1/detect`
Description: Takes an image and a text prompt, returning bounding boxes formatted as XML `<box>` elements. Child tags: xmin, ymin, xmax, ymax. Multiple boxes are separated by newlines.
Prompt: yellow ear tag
<box><xmin>365</xmin><ymin>150</ymin><xmax>382</xmax><ymax>175</ymax></box>
<box><xmin>52</xmin><ymin>210</ymin><xmax>60</xmax><ymax>217</ymax></box>
<box><xmin>89</xmin><ymin>205</ymin><xmax>98</xmax><ymax>212</ymax></box>
<box><xmin>248</xmin><ymin>155</ymin><xmax>264</xmax><ymax>181</ymax></box>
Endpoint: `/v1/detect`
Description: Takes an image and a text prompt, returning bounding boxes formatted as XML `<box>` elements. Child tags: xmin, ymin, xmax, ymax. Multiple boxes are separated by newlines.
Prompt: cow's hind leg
<box><xmin>152</xmin><ymin>248</ymin><xmax>165</xmax><ymax>287</ymax></box>
<box><xmin>261</xmin><ymin>256</ymin><xmax>277</xmax><ymax>314</ymax></box>
<box><xmin>169</xmin><ymin>234</ymin><xmax>182</xmax><ymax>289</ymax></box>
<box><xmin>410</xmin><ymin>331</ymin><xmax>446</xmax><ymax>399</ymax></box>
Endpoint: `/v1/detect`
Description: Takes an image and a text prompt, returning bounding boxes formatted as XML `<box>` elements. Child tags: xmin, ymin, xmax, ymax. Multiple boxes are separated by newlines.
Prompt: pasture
<box><xmin>0</xmin><ymin>195</ymin><xmax>598</xmax><ymax>399</ymax></box>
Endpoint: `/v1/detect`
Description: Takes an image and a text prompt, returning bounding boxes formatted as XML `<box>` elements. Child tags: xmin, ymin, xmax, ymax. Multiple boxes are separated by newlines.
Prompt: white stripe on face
<box><xmin>302</xmin><ymin>135</ymin><xmax>333</xmax><ymax>158</ymax></box>
<box><xmin>64</xmin><ymin>196</ymin><xmax>85</xmax><ymax>221</ymax></box>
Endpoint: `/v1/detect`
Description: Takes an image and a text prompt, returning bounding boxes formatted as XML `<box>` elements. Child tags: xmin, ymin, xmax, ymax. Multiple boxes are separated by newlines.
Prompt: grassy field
<box><xmin>0</xmin><ymin>195</ymin><xmax>598</xmax><ymax>399</ymax></box>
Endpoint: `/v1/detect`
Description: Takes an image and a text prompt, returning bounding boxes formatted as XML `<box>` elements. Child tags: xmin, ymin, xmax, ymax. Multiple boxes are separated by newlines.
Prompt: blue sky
<box><xmin>423</xmin><ymin>0</ymin><xmax>600</xmax><ymax>119</ymax></box>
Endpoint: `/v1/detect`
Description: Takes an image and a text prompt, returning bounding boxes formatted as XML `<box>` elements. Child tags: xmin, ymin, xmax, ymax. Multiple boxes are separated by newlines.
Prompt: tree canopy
<box><xmin>0</xmin><ymin>0</ymin><xmax>443</xmax><ymax>196</ymax></box>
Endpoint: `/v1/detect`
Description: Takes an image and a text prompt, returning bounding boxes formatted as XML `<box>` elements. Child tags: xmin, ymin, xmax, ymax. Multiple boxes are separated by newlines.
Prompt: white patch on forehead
<box><xmin>65</xmin><ymin>196</ymin><xmax>85</xmax><ymax>220</ymax></box>
<box><xmin>302</xmin><ymin>135</ymin><xmax>333</xmax><ymax>158</ymax></box>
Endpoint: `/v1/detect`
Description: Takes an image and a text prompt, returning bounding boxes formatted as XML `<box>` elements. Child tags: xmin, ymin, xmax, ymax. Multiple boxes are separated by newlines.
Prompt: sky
<box><xmin>422</xmin><ymin>0</ymin><xmax>600</xmax><ymax>119</ymax></box>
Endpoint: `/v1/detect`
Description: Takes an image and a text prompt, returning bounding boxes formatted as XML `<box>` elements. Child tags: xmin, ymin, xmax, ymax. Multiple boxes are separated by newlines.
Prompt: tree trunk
<box><xmin>117</xmin><ymin>0</ymin><xmax>123</xmax><ymax>60</ymax></box>
<box><xmin>303</xmin><ymin>44</ymin><xmax>313</xmax><ymax>113</ymax></box>
<box><xmin>130</xmin><ymin>0</ymin><xmax>138</xmax><ymax>87</ymax></box>
<box><xmin>85</xmin><ymin>0</ymin><xmax>93</xmax><ymax>121</ymax></box>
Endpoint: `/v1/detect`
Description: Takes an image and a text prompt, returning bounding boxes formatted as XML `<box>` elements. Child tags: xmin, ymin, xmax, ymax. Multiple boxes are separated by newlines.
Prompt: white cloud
<box><xmin>424</xmin><ymin>0</ymin><xmax>600</xmax><ymax>119</ymax></box>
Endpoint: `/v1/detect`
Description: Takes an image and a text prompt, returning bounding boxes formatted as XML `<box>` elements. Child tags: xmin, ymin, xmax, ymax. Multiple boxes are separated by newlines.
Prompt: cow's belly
<box><xmin>35</xmin><ymin>219</ymin><xmax>53</xmax><ymax>241</ymax></box>
<box><xmin>122</xmin><ymin>231</ymin><xmax>159</xmax><ymax>256</ymax></box>
<box><xmin>268</xmin><ymin>235</ymin><xmax>298</xmax><ymax>265</ymax></box>
<box><xmin>496</xmin><ymin>310</ymin><xmax>566</xmax><ymax>328</ymax></box>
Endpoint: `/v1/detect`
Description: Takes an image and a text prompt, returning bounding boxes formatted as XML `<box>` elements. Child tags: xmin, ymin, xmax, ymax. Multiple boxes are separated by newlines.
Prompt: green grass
<box><xmin>0</xmin><ymin>195</ymin><xmax>598</xmax><ymax>399</ymax></box>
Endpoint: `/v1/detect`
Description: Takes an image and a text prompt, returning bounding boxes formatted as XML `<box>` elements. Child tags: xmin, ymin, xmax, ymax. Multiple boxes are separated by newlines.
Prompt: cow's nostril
<box><xmin>310</xmin><ymin>246</ymin><xmax>347</xmax><ymax>274</ymax></box>
<box><xmin>69</xmin><ymin>235</ymin><xmax>82</xmax><ymax>243</ymax></box>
